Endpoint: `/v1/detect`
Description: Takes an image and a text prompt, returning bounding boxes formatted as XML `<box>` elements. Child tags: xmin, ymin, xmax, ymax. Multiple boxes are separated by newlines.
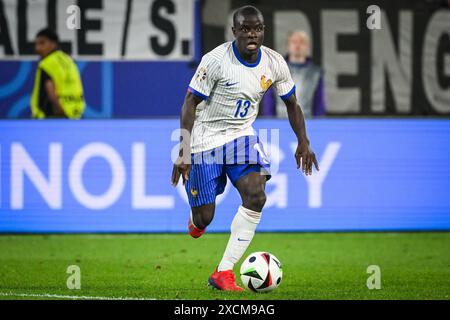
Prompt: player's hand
<box><xmin>171</xmin><ymin>159</ymin><xmax>191</xmax><ymax>186</ymax></box>
<box><xmin>295</xmin><ymin>143</ymin><xmax>319</xmax><ymax>176</ymax></box>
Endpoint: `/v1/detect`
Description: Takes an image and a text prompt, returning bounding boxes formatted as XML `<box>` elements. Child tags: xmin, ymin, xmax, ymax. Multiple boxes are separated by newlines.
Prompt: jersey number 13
<box><xmin>234</xmin><ymin>99</ymin><xmax>251</xmax><ymax>118</ymax></box>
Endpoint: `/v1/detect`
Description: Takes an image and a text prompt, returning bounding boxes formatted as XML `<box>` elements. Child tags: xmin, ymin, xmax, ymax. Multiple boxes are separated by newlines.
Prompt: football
<box><xmin>240</xmin><ymin>252</ymin><xmax>283</xmax><ymax>293</ymax></box>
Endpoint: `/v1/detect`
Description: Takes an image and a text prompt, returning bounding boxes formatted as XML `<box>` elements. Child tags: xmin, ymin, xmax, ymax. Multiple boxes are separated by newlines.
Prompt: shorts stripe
<box><xmin>245</xmin><ymin>136</ymin><xmax>249</xmax><ymax>163</ymax></box>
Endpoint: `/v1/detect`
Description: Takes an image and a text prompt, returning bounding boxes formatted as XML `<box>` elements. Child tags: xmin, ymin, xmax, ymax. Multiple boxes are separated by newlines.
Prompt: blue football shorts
<box><xmin>185</xmin><ymin>135</ymin><xmax>271</xmax><ymax>207</ymax></box>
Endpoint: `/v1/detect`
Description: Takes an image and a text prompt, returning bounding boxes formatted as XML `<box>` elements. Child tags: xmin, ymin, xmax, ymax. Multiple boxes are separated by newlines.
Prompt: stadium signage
<box><xmin>203</xmin><ymin>1</ymin><xmax>450</xmax><ymax>115</ymax></box>
<box><xmin>5</xmin><ymin>142</ymin><xmax>174</xmax><ymax>210</ymax></box>
<box><xmin>0</xmin><ymin>120</ymin><xmax>448</xmax><ymax>232</ymax></box>
<box><xmin>0</xmin><ymin>0</ymin><xmax>195</xmax><ymax>60</ymax></box>
<box><xmin>1</xmin><ymin>139</ymin><xmax>339</xmax><ymax>210</ymax></box>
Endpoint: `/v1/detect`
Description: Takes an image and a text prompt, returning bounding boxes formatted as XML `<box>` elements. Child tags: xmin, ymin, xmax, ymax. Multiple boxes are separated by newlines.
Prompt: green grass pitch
<box><xmin>0</xmin><ymin>232</ymin><xmax>449</xmax><ymax>300</ymax></box>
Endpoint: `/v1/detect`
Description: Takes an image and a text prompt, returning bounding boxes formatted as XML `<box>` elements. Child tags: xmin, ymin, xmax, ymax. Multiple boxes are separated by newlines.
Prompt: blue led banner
<box><xmin>0</xmin><ymin>119</ymin><xmax>449</xmax><ymax>232</ymax></box>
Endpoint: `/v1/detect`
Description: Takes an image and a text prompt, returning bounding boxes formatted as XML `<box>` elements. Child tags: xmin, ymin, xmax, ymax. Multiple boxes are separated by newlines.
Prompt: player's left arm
<box><xmin>284</xmin><ymin>94</ymin><xmax>319</xmax><ymax>176</ymax></box>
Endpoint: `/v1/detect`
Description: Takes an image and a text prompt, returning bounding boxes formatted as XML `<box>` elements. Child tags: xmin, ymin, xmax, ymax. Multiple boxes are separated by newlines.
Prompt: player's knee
<box><xmin>244</xmin><ymin>189</ymin><xmax>266</xmax><ymax>212</ymax></box>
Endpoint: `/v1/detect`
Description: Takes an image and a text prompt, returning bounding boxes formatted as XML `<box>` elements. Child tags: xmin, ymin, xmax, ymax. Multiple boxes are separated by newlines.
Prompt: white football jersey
<box><xmin>188</xmin><ymin>41</ymin><xmax>295</xmax><ymax>153</ymax></box>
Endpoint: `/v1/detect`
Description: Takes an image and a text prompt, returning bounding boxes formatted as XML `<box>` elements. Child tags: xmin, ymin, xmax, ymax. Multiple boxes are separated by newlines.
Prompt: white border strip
<box><xmin>0</xmin><ymin>292</ymin><xmax>157</xmax><ymax>300</ymax></box>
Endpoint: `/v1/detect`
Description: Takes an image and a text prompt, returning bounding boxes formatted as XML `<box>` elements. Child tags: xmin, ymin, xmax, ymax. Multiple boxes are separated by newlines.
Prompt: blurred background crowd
<box><xmin>0</xmin><ymin>0</ymin><xmax>448</xmax><ymax>119</ymax></box>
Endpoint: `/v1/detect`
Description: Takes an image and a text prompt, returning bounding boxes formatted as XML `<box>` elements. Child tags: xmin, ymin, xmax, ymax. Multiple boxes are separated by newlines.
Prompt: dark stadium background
<box><xmin>0</xmin><ymin>0</ymin><xmax>448</xmax><ymax>232</ymax></box>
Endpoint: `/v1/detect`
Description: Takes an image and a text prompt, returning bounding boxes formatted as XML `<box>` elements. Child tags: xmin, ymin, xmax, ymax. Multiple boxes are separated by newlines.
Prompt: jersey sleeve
<box><xmin>273</xmin><ymin>58</ymin><xmax>296</xmax><ymax>101</ymax></box>
<box><xmin>188</xmin><ymin>54</ymin><xmax>221</xmax><ymax>100</ymax></box>
<box><xmin>41</xmin><ymin>69</ymin><xmax>52</xmax><ymax>82</ymax></box>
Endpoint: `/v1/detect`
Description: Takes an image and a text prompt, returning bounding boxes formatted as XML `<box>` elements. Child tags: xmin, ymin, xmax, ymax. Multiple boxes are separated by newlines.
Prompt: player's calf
<box><xmin>240</xmin><ymin>187</ymin><xmax>267</xmax><ymax>212</ymax></box>
<box><xmin>235</xmin><ymin>171</ymin><xmax>267</xmax><ymax>212</ymax></box>
<box><xmin>187</xmin><ymin>204</ymin><xmax>216</xmax><ymax>238</ymax></box>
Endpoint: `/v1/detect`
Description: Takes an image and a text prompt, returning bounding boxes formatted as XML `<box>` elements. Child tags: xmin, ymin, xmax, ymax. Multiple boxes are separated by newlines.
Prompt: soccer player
<box><xmin>171</xmin><ymin>6</ymin><xmax>319</xmax><ymax>291</ymax></box>
<box><xmin>31</xmin><ymin>28</ymin><xmax>85</xmax><ymax>119</ymax></box>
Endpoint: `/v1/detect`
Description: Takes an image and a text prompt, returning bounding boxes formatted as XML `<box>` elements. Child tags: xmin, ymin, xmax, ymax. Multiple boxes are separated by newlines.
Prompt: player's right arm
<box><xmin>42</xmin><ymin>70</ymin><xmax>67</xmax><ymax>118</ymax></box>
<box><xmin>171</xmin><ymin>92</ymin><xmax>203</xmax><ymax>186</ymax></box>
<box><xmin>171</xmin><ymin>54</ymin><xmax>221</xmax><ymax>187</ymax></box>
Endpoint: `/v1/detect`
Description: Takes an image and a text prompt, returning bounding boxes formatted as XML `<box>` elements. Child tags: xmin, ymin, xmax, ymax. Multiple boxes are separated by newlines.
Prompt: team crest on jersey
<box><xmin>260</xmin><ymin>75</ymin><xmax>272</xmax><ymax>91</ymax></box>
<box><xmin>196</xmin><ymin>67</ymin><xmax>207</xmax><ymax>82</ymax></box>
<box><xmin>190</xmin><ymin>188</ymin><xmax>198</xmax><ymax>197</ymax></box>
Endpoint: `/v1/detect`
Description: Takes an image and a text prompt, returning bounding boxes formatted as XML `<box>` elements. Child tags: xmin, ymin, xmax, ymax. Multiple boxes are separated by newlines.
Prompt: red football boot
<box><xmin>208</xmin><ymin>269</ymin><xmax>244</xmax><ymax>292</ymax></box>
<box><xmin>188</xmin><ymin>216</ymin><xmax>205</xmax><ymax>238</ymax></box>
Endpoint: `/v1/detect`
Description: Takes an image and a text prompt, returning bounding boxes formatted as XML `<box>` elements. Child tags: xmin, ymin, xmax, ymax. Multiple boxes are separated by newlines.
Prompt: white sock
<box><xmin>217</xmin><ymin>205</ymin><xmax>261</xmax><ymax>272</ymax></box>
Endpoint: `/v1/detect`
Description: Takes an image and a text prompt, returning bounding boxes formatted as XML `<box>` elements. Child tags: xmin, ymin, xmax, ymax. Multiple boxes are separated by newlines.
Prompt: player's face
<box><xmin>34</xmin><ymin>36</ymin><xmax>56</xmax><ymax>58</ymax></box>
<box><xmin>232</xmin><ymin>14</ymin><xmax>265</xmax><ymax>57</ymax></box>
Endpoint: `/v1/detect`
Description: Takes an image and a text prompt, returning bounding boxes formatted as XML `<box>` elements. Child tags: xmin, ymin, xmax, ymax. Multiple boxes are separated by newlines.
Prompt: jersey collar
<box><xmin>232</xmin><ymin>41</ymin><xmax>262</xmax><ymax>68</ymax></box>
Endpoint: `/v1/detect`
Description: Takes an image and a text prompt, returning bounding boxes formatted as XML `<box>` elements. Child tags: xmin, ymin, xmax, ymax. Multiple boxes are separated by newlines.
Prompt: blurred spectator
<box><xmin>31</xmin><ymin>28</ymin><xmax>85</xmax><ymax>119</ymax></box>
<box><xmin>262</xmin><ymin>30</ymin><xmax>326</xmax><ymax>118</ymax></box>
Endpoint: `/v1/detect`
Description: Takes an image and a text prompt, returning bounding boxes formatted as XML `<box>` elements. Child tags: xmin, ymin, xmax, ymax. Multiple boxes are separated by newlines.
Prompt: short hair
<box><xmin>232</xmin><ymin>5</ymin><xmax>264</xmax><ymax>27</ymax></box>
<box><xmin>36</xmin><ymin>28</ymin><xmax>59</xmax><ymax>43</ymax></box>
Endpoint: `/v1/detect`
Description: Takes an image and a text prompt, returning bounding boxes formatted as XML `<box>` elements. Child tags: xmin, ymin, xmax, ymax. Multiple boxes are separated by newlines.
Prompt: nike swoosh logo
<box><xmin>237</xmin><ymin>238</ymin><xmax>249</xmax><ymax>242</ymax></box>
<box><xmin>225</xmin><ymin>82</ymin><xmax>238</xmax><ymax>87</ymax></box>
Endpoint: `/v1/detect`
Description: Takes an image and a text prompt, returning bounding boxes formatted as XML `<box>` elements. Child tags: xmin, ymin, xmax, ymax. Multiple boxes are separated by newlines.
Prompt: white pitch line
<box><xmin>0</xmin><ymin>292</ymin><xmax>157</xmax><ymax>300</ymax></box>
